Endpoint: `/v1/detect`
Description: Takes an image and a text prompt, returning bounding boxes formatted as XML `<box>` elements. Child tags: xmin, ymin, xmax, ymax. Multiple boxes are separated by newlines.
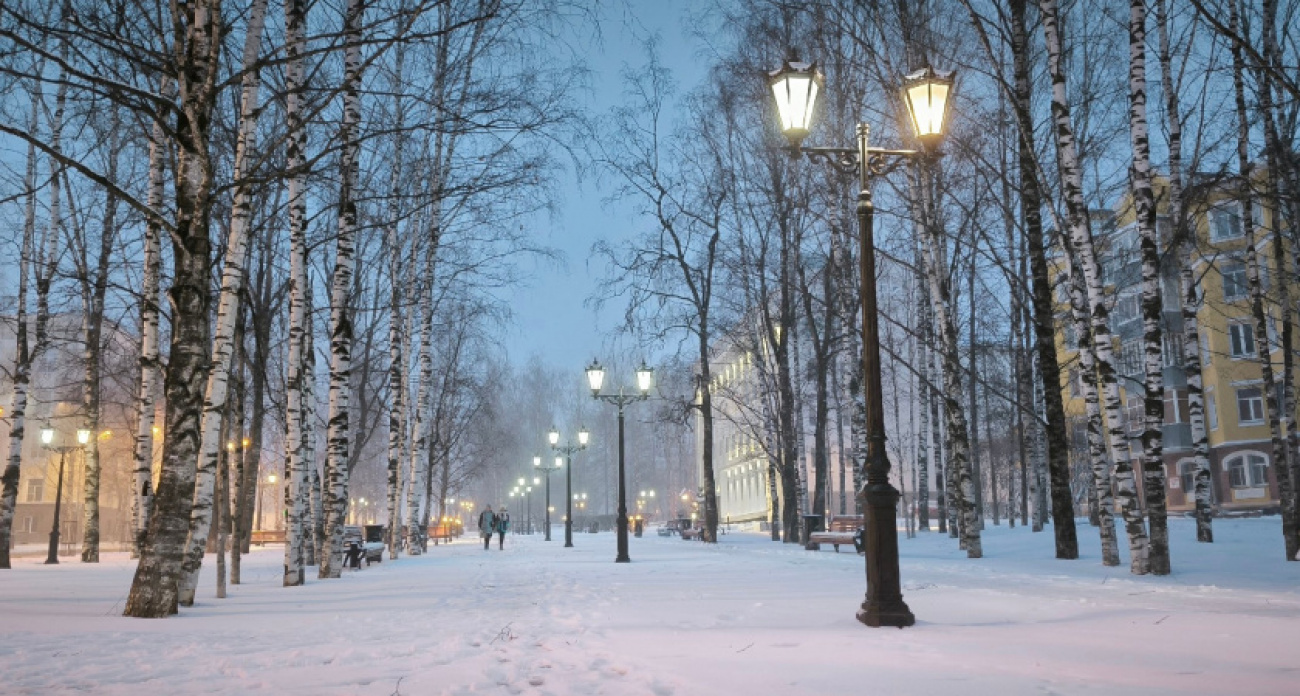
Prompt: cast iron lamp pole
<box><xmin>585</xmin><ymin>360</ymin><xmax>654</xmax><ymax>563</ymax></box>
<box><xmin>768</xmin><ymin>59</ymin><xmax>954</xmax><ymax>629</ymax></box>
<box><xmin>533</xmin><ymin>454</ymin><xmax>562</xmax><ymax>541</ymax></box>
<box><xmin>549</xmin><ymin>427</ymin><xmax>590</xmax><ymax>548</ymax></box>
<box><xmin>40</xmin><ymin>425</ymin><xmax>90</xmax><ymax>565</ymax></box>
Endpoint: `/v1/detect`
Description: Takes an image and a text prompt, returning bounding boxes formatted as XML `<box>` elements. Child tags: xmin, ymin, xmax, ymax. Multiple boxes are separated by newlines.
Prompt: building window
<box><xmin>1226</xmin><ymin>452</ymin><xmax>1269</xmax><ymax>488</ymax></box>
<box><xmin>1210</xmin><ymin>202</ymin><xmax>1244</xmax><ymax>241</ymax></box>
<box><xmin>1221</xmin><ymin>260</ymin><xmax>1248</xmax><ymax>301</ymax></box>
<box><xmin>1126</xmin><ymin>394</ymin><xmax>1144</xmax><ymax>435</ymax></box>
<box><xmin>1236</xmin><ymin>387</ymin><xmax>1265</xmax><ymax>425</ymax></box>
<box><xmin>1162</xmin><ymin>332</ymin><xmax>1181</xmax><ymax>367</ymax></box>
<box><xmin>1120</xmin><ymin>340</ymin><xmax>1143</xmax><ymax>376</ymax></box>
<box><xmin>25</xmin><ymin>479</ymin><xmax>43</xmax><ymax>503</ymax></box>
<box><xmin>1113</xmin><ymin>293</ymin><xmax>1140</xmax><ymax>326</ymax></box>
<box><xmin>1063</xmin><ymin>320</ymin><xmax>1078</xmax><ymax>350</ymax></box>
<box><xmin>1200</xmin><ymin>330</ymin><xmax>1212</xmax><ymax>365</ymax></box>
<box><xmin>1207</xmin><ymin>387</ymin><xmax>1218</xmax><ymax>429</ymax></box>
<box><xmin>1229</xmin><ymin>322</ymin><xmax>1256</xmax><ymax>358</ymax></box>
<box><xmin>1178</xmin><ymin>461</ymin><xmax>1196</xmax><ymax>495</ymax></box>
<box><xmin>20</xmin><ymin>516</ymin><xmax>34</xmax><ymax>533</ymax></box>
<box><xmin>1068</xmin><ymin>368</ymin><xmax>1081</xmax><ymax>397</ymax></box>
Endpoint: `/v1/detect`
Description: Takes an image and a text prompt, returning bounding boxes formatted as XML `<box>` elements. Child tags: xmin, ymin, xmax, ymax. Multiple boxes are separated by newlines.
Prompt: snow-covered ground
<box><xmin>3</xmin><ymin>518</ymin><xmax>1298</xmax><ymax>695</ymax></box>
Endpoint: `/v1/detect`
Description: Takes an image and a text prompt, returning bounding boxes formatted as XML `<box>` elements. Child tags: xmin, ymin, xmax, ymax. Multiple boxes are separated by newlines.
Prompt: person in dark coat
<box><xmin>495</xmin><ymin>508</ymin><xmax>511</xmax><ymax>549</ymax></box>
<box><xmin>478</xmin><ymin>505</ymin><xmax>497</xmax><ymax>550</ymax></box>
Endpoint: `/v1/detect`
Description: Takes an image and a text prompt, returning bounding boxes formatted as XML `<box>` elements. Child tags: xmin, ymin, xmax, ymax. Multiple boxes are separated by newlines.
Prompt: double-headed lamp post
<box><xmin>768</xmin><ymin>59</ymin><xmax>954</xmax><ymax>629</ymax></box>
<box><xmin>549</xmin><ymin>427</ymin><xmax>589</xmax><ymax>548</ymax></box>
<box><xmin>533</xmin><ymin>454</ymin><xmax>563</xmax><ymax>541</ymax></box>
<box><xmin>585</xmin><ymin>360</ymin><xmax>654</xmax><ymax>563</ymax></box>
<box><xmin>39</xmin><ymin>424</ymin><xmax>90</xmax><ymax>565</ymax></box>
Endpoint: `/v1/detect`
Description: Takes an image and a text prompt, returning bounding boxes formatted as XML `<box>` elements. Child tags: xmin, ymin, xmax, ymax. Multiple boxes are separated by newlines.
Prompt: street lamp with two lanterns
<box><xmin>584</xmin><ymin>360</ymin><xmax>653</xmax><ymax>563</ymax></box>
<box><xmin>39</xmin><ymin>424</ymin><xmax>90</xmax><ymax>565</ymax></box>
<box><xmin>548</xmin><ymin>426</ymin><xmax>589</xmax><ymax>548</ymax></box>
<box><xmin>768</xmin><ymin>57</ymin><xmax>954</xmax><ymax>629</ymax></box>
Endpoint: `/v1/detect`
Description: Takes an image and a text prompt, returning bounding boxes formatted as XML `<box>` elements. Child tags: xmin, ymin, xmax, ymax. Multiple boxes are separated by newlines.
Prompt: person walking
<box><xmin>495</xmin><ymin>508</ymin><xmax>511</xmax><ymax>550</ymax></box>
<box><xmin>478</xmin><ymin>505</ymin><xmax>497</xmax><ymax>550</ymax></box>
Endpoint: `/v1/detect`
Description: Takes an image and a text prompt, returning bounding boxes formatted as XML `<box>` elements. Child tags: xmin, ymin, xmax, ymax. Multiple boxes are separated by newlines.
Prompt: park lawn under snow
<box><xmin>2</xmin><ymin>518</ymin><xmax>1298</xmax><ymax>695</ymax></box>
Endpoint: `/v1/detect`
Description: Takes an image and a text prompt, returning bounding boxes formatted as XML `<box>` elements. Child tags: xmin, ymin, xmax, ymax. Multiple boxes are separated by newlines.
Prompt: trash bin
<box><xmin>801</xmin><ymin>514</ymin><xmax>824</xmax><ymax>550</ymax></box>
<box><xmin>634</xmin><ymin>519</ymin><xmax>644</xmax><ymax>537</ymax></box>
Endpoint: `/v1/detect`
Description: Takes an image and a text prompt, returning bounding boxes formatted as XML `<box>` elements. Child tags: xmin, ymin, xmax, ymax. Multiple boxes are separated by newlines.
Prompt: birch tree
<box><xmin>178</xmin><ymin>0</ymin><xmax>270</xmax><ymax>604</ymax></box>
<box><xmin>1039</xmin><ymin>0</ymin><xmax>1149</xmax><ymax>574</ymax></box>
<box><xmin>1127</xmin><ymin>0</ymin><xmax>1171</xmax><ymax>575</ymax></box>
<box><xmin>319</xmin><ymin>0</ymin><xmax>366</xmax><ymax>579</ymax></box>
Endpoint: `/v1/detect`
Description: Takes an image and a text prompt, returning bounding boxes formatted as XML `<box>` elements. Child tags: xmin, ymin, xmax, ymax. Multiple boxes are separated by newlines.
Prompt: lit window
<box><xmin>25</xmin><ymin>479</ymin><xmax>43</xmax><ymax>503</ymax></box>
<box><xmin>1236</xmin><ymin>387</ymin><xmax>1265</xmax><ymax>424</ymax></box>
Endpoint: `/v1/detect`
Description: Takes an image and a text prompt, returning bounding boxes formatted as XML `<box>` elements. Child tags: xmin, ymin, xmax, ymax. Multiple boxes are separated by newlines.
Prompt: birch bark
<box><xmin>282</xmin><ymin>0</ymin><xmax>310</xmax><ymax>584</ymax></box>
<box><xmin>1127</xmin><ymin>0</ymin><xmax>1171</xmax><ymax>575</ymax></box>
<box><xmin>178</xmin><ymin>0</ymin><xmax>270</xmax><ymax>604</ymax></box>
<box><xmin>319</xmin><ymin>0</ymin><xmax>365</xmax><ymax>579</ymax></box>
<box><xmin>0</xmin><ymin>85</ymin><xmax>39</xmax><ymax>570</ymax></box>
<box><xmin>1039</xmin><ymin>0</ymin><xmax>1148</xmax><ymax>573</ymax></box>
<box><xmin>124</xmin><ymin>0</ymin><xmax>224</xmax><ymax>618</ymax></box>
<box><xmin>1157</xmin><ymin>0</ymin><xmax>1212</xmax><ymax>544</ymax></box>
<box><xmin>131</xmin><ymin>77</ymin><xmax>169</xmax><ymax>558</ymax></box>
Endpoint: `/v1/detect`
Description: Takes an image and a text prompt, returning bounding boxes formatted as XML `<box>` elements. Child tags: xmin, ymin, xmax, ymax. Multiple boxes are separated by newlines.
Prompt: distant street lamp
<box><xmin>549</xmin><ymin>426</ymin><xmax>590</xmax><ymax>548</ymax></box>
<box><xmin>585</xmin><ymin>359</ymin><xmax>654</xmax><ymax>563</ymax></box>
<box><xmin>39</xmin><ymin>424</ymin><xmax>90</xmax><ymax>564</ymax></box>
<box><xmin>768</xmin><ymin>58</ymin><xmax>954</xmax><ymax>629</ymax></box>
<box><xmin>533</xmin><ymin>454</ymin><xmax>563</xmax><ymax>541</ymax></box>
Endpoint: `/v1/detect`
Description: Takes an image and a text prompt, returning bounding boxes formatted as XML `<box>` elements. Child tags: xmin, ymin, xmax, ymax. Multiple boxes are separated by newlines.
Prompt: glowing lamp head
<box><xmin>76</xmin><ymin>429</ymin><xmax>91</xmax><ymax>445</ymax></box>
<box><xmin>578</xmin><ymin>427</ymin><xmax>589</xmax><ymax>446</ymax></box>
<box><xmin>635</xmin><ymin>362</ymin><xmax>654</xmax><ymax>395</ymax></box>
<box><xmin>902</xmin><ymin>65</ymin><xmax>955</xmax><ymax>147</ymax></box>
<box><xmin>533</xmin><ymin>455</ymin><xmax>542</xmax><ymax>468</ymax></box>
<box><xmin>585</xmin><ymin>360</ymin><xmax>606</xmax><ymax>395</ymax></box>
<box><xmin>40</xmin><ymin>425</ymin><xmax>54</xmax><ymax>445</ymax></box>
<box><xmin>548</xmin><ymin>428</ymin><xmax>560</xmax><ymax>445</ymax></box>
<box><xmin>555</xmin><ymin>457</ymin><xmax>563</xmax><ymax>469</ymax></box>
<box><xmin>768</xmin><ymin>59</ymin><xmax>823</xmax><ymax>149</ymax></box>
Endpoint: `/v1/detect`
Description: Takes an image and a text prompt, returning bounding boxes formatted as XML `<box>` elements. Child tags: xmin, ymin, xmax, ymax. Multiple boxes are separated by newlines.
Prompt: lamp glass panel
<box><xmin>77</xmin><ymin>429</ymin><xmax>91</xmax><ymax>444</ymax></box>
<box><xmin>555</xmin><ymin>457</ymin><xmax>563</xmax><ymax>468</ymax></box>
<box><xmin>636</xmin><ymin>365</ymin><xmax>654</xmax><ymax>393</ymax></box>
<box><xmin>771</xmin><ymin>75</ymin><xmax>819</xmax><ymax>134</ymax></box>
<box><xmin>586</xmin><ymin>363</ymin><xmax>606</xmax><ymax>392</ymax></box>
<box><xmin>906</xmin><ymin>81</ymin><xmax>949</xmax><ymax>138</ymax></box>
<box><xmin>548</xmin><ymin>429</ymin><xmax>559</xmax><ymax>445</ymax></box>
<box><xmin>578</xmin><ymin>429</ymin><xmax>589</xmax><ymax>445</ymax></box>
<box><xmin>41</xmin><ymin>427</ymin><xmax>54</xmax><ymax>445</ymax></box>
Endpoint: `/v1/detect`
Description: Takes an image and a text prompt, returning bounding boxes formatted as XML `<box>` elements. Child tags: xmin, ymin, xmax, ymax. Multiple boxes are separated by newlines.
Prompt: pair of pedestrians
<box><xmin>477</xmin><ymin>505</ymin><xmax>511</xmax><ymax>550</ymax></box>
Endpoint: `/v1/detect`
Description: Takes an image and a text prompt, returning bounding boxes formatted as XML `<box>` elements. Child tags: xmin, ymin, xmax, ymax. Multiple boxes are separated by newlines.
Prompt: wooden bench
<box><xmin>427</xmin><ymin>525</ymin><xmax>455</xmax><ymax>545</ymax></box>
<box><xmin>808</xmin><ymin>515</ymin><xmax>863</xmax><ymax>552</ymax></box>
<box><xmin>250</xmin><ymin>529</ymin><xmax>285</xmax><ymax>546</ymax></box>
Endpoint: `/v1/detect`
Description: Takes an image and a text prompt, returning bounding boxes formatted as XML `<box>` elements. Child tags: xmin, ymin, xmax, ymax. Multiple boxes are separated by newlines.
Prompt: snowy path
<box><xmin>2</xmin><ymin>518</ymin><xmax>1298</xmax><ymax>695</ymax></box>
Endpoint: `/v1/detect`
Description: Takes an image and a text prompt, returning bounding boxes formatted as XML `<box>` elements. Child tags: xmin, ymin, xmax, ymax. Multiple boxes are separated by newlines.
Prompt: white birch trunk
<box><xmin>916</xmin><ymin>164</ymin><xmax>981</xmax><ymax>558</ymax></box>
<box><xmin>282</xmin><ymin>0</ymin><xmax>310</xmax><ymax>585</ymax></box>
<box><xmin>80</xmin><ymin>155</ymin><xmax>118</xmax><ymax>563</ymax></box>
<box><xmin>1157</xmin><ymin>0</ymin><xmax>1213</xmax><ymax>544</ymax></box>
<box><xmin>1040</xmin><ymin>0</ymin><xmax>1149</xmax><ymax>573</ymax></box>
<box><xmin>178</xmin><ymin>0</ymin><xmax>270</xmax><ymax>604</ymax></box>
<box><xmin>0</xmin><ymin>86</ymin><xmax>40</xmax><ymax>569</ymax></box>
<box><xmin>131</xmin><ymin>77</ymin><xmax>170</xmax><ymax>558</ymax></box>
<box><xmin>319</xmin><ymin>0</ymin><xmax>365</xmax><ymax>579</ymax></box>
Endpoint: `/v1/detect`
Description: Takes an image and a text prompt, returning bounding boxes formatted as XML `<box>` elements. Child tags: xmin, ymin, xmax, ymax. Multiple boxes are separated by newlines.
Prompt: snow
<box><xmin>3</xmin><ymin>518</ymin><xmax>1299</xmax><ymax>695</ymax></box>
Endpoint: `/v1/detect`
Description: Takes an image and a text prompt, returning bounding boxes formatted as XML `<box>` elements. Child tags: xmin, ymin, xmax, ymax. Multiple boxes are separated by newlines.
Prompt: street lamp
<box><xmin>39</xmin><ymin>424</ymin><xmax>89</xmax><ymax>564</ymax></box>
<box><xmin>769</xmin><ymin>58</ymin><xmax>953</xmax><ymax>629</ymax></box>
<box><xmin>549</xmin><ymin>426</ymin><xmax>589</xmax><ymax>548</ymax></box>
<box><xmin>585</xmin><ymin>359</ymin><xmax>653</xmax><ymax>563</ymax></box>
<box><xmin>533</xmin><ymin>453</ymin><xmax>563</xmax><ymax>541</ymax></box>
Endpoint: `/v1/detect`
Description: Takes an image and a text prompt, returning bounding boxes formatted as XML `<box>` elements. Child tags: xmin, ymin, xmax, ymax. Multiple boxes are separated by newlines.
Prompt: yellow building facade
<box><xmin>1054</xmin><ymin>174</ymin><xmax>1291</xmax><ymax>514</ymax></box>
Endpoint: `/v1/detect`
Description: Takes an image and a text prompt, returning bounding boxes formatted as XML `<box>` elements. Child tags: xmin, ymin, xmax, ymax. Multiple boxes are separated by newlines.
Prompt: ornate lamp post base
<box><xmin>855</xmin><ymin>482</ymin><xmax>914</xmax><ymax>628</ymax></box>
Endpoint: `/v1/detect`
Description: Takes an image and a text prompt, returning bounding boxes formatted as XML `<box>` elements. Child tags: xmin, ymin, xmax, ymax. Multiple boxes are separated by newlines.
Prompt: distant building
<box><xmin>1052</xmin><ymin>171</ymin><xmax>1291</xmax><ymax>514</ymax></box>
